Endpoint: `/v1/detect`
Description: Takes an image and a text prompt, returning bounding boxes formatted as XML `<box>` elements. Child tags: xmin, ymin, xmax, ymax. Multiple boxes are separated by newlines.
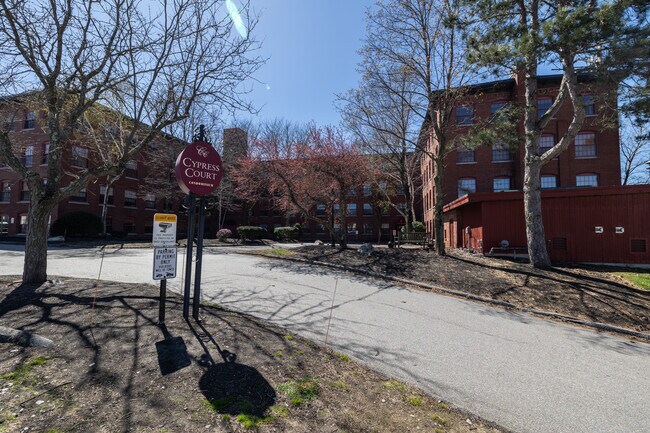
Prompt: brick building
<box><xmin>420</xmin><ymin>73</ymin><xmax>621</xmax><ymax>235</ymax></box>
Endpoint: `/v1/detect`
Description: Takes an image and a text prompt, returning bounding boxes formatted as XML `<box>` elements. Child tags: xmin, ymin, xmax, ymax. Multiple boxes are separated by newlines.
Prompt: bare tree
<box><xmin>0</xmin><ymin>0</ymin><xmax>262</xmax><ymax>282</ymax></box>
<box><xmin>621</xmin><ymin>117</ymin><xmax>650</xmax><ymax>185</ymax></box>
<box><xmin>359</xmin><ymin>0</ymin><xmax>476</xmax><ymax>255</ymax></box>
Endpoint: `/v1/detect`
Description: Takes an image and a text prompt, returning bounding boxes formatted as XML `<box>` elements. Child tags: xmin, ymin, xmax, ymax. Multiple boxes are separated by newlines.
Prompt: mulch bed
<box><xmin>290</xmin><ymin>246</ymin><xmax>650</xmax><ymax>334</ymax></box>
<box><xmin>0</xmin><ymin>276</ymin><xmax>503</xmax><ymax>433</ymax></box>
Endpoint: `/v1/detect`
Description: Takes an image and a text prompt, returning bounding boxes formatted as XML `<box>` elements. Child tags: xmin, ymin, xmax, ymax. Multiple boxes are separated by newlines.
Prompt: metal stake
<box><xmin>192</xmin><ymin>197</ymin><xmax>206</xmax><ymax>320</ymax></box>
<box><xmin>183</xmin><ymin>194</ymin><xmax>196</xmax><ymax>319</ymax></box>
<box><xmin>159</xmin><ymin>279</ymin><xmax>167</xmax><ymax>324</ymax></box>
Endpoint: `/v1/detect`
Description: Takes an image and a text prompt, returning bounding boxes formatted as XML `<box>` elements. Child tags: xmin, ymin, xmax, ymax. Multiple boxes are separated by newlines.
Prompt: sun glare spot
<box><xmin>226</xmin><ymin>0</ymin><xmax>248</xmax><ymax>39</ymax></box>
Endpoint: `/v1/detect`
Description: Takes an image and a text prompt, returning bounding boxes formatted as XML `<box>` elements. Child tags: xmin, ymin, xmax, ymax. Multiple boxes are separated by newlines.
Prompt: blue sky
<box><xmin>238</xmin><ymin>0</ymin><xmax>373</xmax><ymax>126</ymax></box>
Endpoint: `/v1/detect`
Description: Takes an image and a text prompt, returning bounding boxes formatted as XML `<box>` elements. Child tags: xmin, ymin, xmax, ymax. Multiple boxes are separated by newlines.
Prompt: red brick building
<box><xmin>420</xmin><ymin>73</ymin><xmax>621</xmax><ymax>236</ymax></box>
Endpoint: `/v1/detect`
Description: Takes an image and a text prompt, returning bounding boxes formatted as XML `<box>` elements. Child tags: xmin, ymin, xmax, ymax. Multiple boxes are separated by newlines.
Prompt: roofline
<box><xmin>443</xmin><ymin>185</ymin><xmax>650</xmax><ymax>212</ymax></box>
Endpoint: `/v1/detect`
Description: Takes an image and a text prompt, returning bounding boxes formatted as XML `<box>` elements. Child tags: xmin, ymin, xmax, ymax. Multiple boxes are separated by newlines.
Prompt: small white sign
<box><xmin>615</xmin><ymin>226</ymin><xmax>625</xmax><ymax>234</ymax></box>
<box><xmin>153</xmin><ymin>213</ymin><xmax>177</xmax><ymax>247</ymax></box>
<box><xmin>153</xmin><ymin>247</ymin><xmax>177</xmax><ymax>280</ymax></box>
<box><xmin>595</xmin><ymin>226</ymin><xmax>604</xmax><ymax>234</ymax></box>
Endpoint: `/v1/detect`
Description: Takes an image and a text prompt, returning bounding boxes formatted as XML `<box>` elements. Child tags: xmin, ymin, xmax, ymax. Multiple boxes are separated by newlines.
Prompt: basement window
<box><xmin>631</xmin><ymin>239</ymin><xmax>647</xmax><ymax>253</ymax></box>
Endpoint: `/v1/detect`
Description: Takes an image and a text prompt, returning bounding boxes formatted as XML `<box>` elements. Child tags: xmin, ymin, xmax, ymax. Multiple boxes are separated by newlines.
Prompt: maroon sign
<box><xmin>175</xmin><ymin>141</ymin><xmax>223</xmax><ymax>195</ymax></box>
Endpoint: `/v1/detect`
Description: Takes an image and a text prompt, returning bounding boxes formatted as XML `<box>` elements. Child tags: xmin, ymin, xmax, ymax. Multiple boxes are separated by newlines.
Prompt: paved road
<box><xmin>1</xmin><ymin>246</ymin><xmax>649</xmax><ymax>433</ymax></box>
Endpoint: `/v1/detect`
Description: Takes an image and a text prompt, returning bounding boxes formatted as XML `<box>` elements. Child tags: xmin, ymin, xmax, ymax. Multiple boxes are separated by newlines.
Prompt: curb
<box><xmin>252</xmin><ymin>252</ymin><xmax>650</xmax><ymax>342</ymax></box>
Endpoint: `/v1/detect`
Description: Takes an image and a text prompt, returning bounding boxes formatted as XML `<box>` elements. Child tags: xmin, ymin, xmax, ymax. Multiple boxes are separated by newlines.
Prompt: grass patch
<box><xmin>259</xmin><ymin>248</ymin><xmax>293</xmax><ymax>257</ymax></box>
<box><xmin>431</xmin><ymin>414</ymin><xmax>447</xmax><ymax>426</ymax></box>
<box><xmin>335</xmin><ymin>353</ymin><xmax>350</xmax><ymax>362</ymax></box>
<box><xmin>44</xmin><ymin>429</ymin><xmax>66</xmax><ymax>433</ymax></box>
<box><xmin>330</xmin><ymin>380</ymin><xmax>350</xmax><ymax>391</ymax></box>
<box><xmin>274</xmin><ymin>350</ymin><xmax>284</xmax><ymax>358</ymax></box>
<box><xmin>203</xmin><ymin>396</ymin><xmax>273</xmax><ymax>429</ymax></box>
<box><xmin>0</xmin><ymin>356</ymin><xmax>51</xmax><ymax>383</ymax></box>
<box><xmin>284</xmin><ymin>334</ymin><xmax>294</xmax><ymax>340</ymax></box>
<box><xmin>0</xmin><ymin>412</ymin><xmax>17</xmax><ymax>433</ymax></box>
<box><xmin>407</xmin><ymin>395</ymin><xmax>422</xmax><ymax>406</ymax></box>
<box><xmin>268</xmin><ymin>405</ymin><xmax>290</xmax><ymax>418</ymax></box>
<box><xmin>614</xmin><ymin>271</ymin><xmax>650</xmax><ymax>290</ymax></box>
<box><xmin>235</xmin><ymin>413</ymin><xmax>272</xmax><ymax>429</ymax></box>
<box><xmin>278</xmin><ymin>379</ymin><xmax>320</xmax><ymax>407</ymax></box>
<box><xmin>382</xmin><ymin>380</ymin><xmax>407</xmax><ymax>392</ymax></box>
<box><xmin>435</xmin><ymin>429</ymin><xmax>445</xmax><ymax>433</ymax></box>
<box><xmin>438</xmin><ymin>401</ymin><xmax>449</xmax><ymax>410</ymax></box>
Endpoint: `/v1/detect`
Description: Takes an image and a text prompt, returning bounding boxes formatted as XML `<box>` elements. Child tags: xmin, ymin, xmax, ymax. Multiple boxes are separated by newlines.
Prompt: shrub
<box><xmin>216</xmin><ymin>228</ymin><xmax>232</xmax><ymax>241</ymax></box>
<box><xmin>401</xmin><ymin>221</ymin><xmax>425</xmax><ymax>233</ymax></box>
<box><xmin>274</xmin><ymin>225</ymin><xmax>300</xmax><ymax>242</ymax></box>
<box><xmin>236</xmin><ymin>226</ymin><xmax>266</xmax><ymax>241</ymax></box>
<box><xmin>50</xmin><ymin>211</ymin><xmax>102</xmax><ymax>237</ymax></box>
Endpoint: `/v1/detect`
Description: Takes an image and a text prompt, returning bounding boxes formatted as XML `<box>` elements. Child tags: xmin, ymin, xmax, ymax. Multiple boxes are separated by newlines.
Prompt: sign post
<box><xmin>175</xmin><ymin>125</ymin><xmax>223</xmax><ymax>321</ymax></box>
<box><xmin>153</xmin><ymin>213</ymin><xmax>178</xmax><ymax>324</ymax></box>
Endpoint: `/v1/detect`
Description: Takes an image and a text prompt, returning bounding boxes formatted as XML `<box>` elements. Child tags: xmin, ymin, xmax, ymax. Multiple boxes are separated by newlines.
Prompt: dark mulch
<box><xmin>290</xmin><ymin>246</ymin><xmax>650</xmax><ymax>334</ymax></box>
<box><xmin>0</xmin><ymin>276</ymin><xmax>503</xmax><ymax>433</ymax></box>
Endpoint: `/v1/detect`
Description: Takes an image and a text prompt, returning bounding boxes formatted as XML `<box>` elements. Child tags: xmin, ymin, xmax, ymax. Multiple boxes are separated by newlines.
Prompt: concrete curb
<box><xmin>253</xmin><ymin>252</ymin><xmax>650</xmax><ymax>342</ymax></box>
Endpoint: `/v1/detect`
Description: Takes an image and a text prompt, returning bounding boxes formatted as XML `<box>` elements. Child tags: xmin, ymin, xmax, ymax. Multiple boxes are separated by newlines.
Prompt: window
<box><xmin>42</xmin><ymin>143</ymin><xmax>49</xmax><ymax>164</ymax></box>
<box><xmin>125</xmin><ymin>160</ymin><xmax>138</xmax><ymax>178</ymax></box>
<box><xmin>71</xmin><ymin>146</ymin><xmax>88</xmax><ymax>168</ymax></box>
<box><xmin>583</xmin><ymin>95</ymin><xmax>596</xmax><ymax>116</ymax></box>
<box><xmin>20</xmin><ymin>181</ymin><xmax>29</xmax><ymax>201</ymax></box>
<box><xmin>346</xmin><ymin>203</ymin><xmax>357</xmax><ymax>216</ymax></box>
<box><xmin>316</xmin><ymin>224</ymin><xmax>325</xmax><ymax>234</ymax></box>
<box><xmin>316</xmin><ymin>204</ymin><xmax>326</xmax><ymax>216</ymax></box>
<box><xmin>4</xmin><ymin>116</ymin><xmax>15</xmax><ymax>132</ymax></box>
<box><xmin>457</xmin><ymin>147</ymin><xmax>475</xmax><ymax>164</ymax></box>
<box><xmin>363</xmin><ymin>203</ymin><xmax>373</xmax><ymax>216</ymax></box>
<box><xmin>396</xmin><ymin>184</ymin><xmax>405</xmax><ymax>195</ymax></box>
<box><xmin>347</xmin><ymin>187</ymin><xmax>356</xmax><ymax>196</ymax></box>
<box><xmin>537</xmin><ymin>98</ymin><xmax>552</xmax><ymax>119</ymax></box>
<box><xmin>379</xmin><ymin>181</ymin><xmax>387</xmax><ymax>192</ymax></box>
<box><xmin>575</xmin><ymin>132</ymin><xmax>597</xmax><ymax>158</ymax></box>
<box><xmin>541</xmin><ymin>175</ymin><xmax>557</xmax><ymax>189</ymax></box>
<box><xmin>70</xmin><ymin>188</ymin><xmax>87</xmax><ymax>202</ymax></box>
<box><xmin>19</xmin><ymin>215</ymin><xmax>28</xmax><ymax>233</ymax></box>
<box><xmin>99</xmin><ymin>185</ymin><xmax>114</xmax><ymax>205</ymax></box>
<box><xmin>363</xmin><ymin>223</ymin><xmax>373</xmax><ymax>234</ymax></box>
<box><xmin>457</xmin><ymin>178</ymin><xmax>476</xmax><ymax>197</ymax></box>
<box><xmin>492</xmin><ymin>141</ymin><xmax>511</xmax><ymax>162</ymax></box>
<box><xmin>333</xmin><ymin>204</ymin><xmax>340</xmax><ymax>215</ymax></box>
<box><xmin>490</xmin><ymin>101</ymin><xmax>507</xmax><ymax>115</ymax></box>
<box><xmin>363</xmin><ymin>183</ymin><xmax>372</xmax><ymax>196</ymax></box>
<box><xmin>540</xmin><ymin>135</ymin><xmax>555</xmax><ymax>154</ymax></box>
<box><xmin>493</xmin><ymin>177</ymin><xmax>511</xmax><ymax>192</ymax></box>
<box><xmin>124</xmin><ymin>190</ymin><xmax>137</xmax><ymax>207</ymax></box>
<box><xmin>0</xmin><ymin>215</ymin><xmax>9</xmax><ymax>235</ymax></box>
<box><xmin>381</xmin><ymin>223</ymin><xmax>390</xmax><ymax>235</ymax></box>
<box><xmin>0</xmin><ymin>181</ymin><xmax>10</xmax><ymax>202</ymax></box>
<box><xmin>24</xmin><ymin>111</ymin><xmax>35</xmax><ymax>129</ymax></box>
<box><xmin>396</xmin><ymin>202</ymin><xmax>406</xmax><ymax>212</ymax></box>
<box><xmin>124</xmin><ymin>220</ymin><xmax>135</xmax><ymax>234</ymax></box>
<box><xmin>456</xmin><ymin>106</ymin><xmax>474</xmax><ymax>125</ymax></box>
<box><xmin>347</xmin><ymin>223</ymin><xmax>357</xmax><ymax>234</ymax></box>
<box><xmin>23</xmin><ymin>145</ymin><xmax>33</xmax><ymax>167</ymax></box>
<box><xmin>576</xmin><ymin>174</ymin><xmax>598</xmax><ymax>187</ymax></box>
<box><xmin>145</xmin><ymin>193</ymin><xmax>156</xmax><ymax>209</ymax></box>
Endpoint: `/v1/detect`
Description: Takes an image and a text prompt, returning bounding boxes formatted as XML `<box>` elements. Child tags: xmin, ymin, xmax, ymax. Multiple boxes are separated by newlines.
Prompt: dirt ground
<box><xmin>0</xmin><ymin>276</ymin><xmax>504</xmax><ymax>433</ymax></box>
<box><xmin>287</xmin><ymin>246</ymin><xmax>650</xmax><ymax>334</ymax></box>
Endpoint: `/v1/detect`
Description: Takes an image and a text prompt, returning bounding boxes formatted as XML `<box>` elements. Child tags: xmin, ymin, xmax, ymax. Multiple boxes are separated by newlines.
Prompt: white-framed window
<box><xmin>378</xmin><ymin>181</ymin><xmax>387</xmax><ymax>192</ymax></box>
<box><xmin>363</xmin><ymin>223</ymin><xmax>373</xmax><ymax>234</ymax></box>
<box><xmin>490</xmin><ymin>101</ymin><xmax>507</xmax><ymax>114</ymax></box>
<box><xmin>124</xmin><ymin>190</ymin><xmax>137</xmax><ymax>207</ymax></box>
<box><xmin>457</xmin><ymin>178</ymin><xmax>476</xmax><ymax>197</ymax></box>
<box><xmin>381</xmin><ymin>223</ymin><xmax>390</xmax><ymax>235</ymax></box>
<box><xmin>23</xmin><ymin>145</ymin><xmax>34</xmax><ymax>167</ymax></box>
<box><xmin>363</xmin><ymin>183</ymin><xmax>372</xmax><ymax>196</ymax></box>
<box><xmin>0</xmin><ymin>181</ymin><xmax>10</xmax><ymax>202</ymax></box>
<box><xmin>493</xmin><ymin>177</ymin><xmax>511</xmax><ymax>192</ymax></box>
<box><xmin>100</xmin><ymin>185</ymin><xmax>114</xmax><ymax>205</ymax></box>
<box><xmin>492</xmin><ymin>141</ymin><xmax>511</xmax><ymax>161</ymax></box>
<box><xmin>24</xmin><ymin>111</ymin><xmax>35</xmax><ymax>129</ymax></box>
<box><xmin>71</xmin><ymin>146</ymin><xmax>89</xmax><ymax>168</ymax></box>
<box><xmin>19</xmin><ymin>214</ymin><xmax>28</xmax><ymax>233</ymax></box>
<box><xmin>42</xmin><ymin>143</ymin><xmax>49</xmax><ymax>164</ymax></box>
<box><xmin>456</xmin><ymin>106</ymin><xmax>474</xmax><ymax>125</ymax></box>
<box><xmin>125</xmin><ymin>160</ymin><xmax>138</xmax><ymax>178</ymax></box>
<box><xmin>540</xmin><ymin>175</ymin><xmax>557</xmax><ymax>189</ymax></box>
<box><xmin>347</xmin><ymin>222</ymin><xmax>357</xmax><ymax>234</ymax></box>
<box><xmin>145</xmin><ymin>193</ymin><xmax>156</xmax><ymax>209</ymax></box>
<box><xmin>0</xmin><ymin>215</ymin><xmax>9</xmax><ymax>235</ymax></box>
<box><xmin>316</xmin><ymin>203</ymin><xmax>326</xmax><ymax>216</ymax></box>
<box><xmin>363</xmin><ymin>203</ymin><xmax>372</xmax><ymax>216</ymax></box>
<box><xmin>20</xmin><ymin>181</ymin><xmax>29</xmax><ymax>201</ymax></box>
<box><xmin>347</xmin><ymin>187</ymin><xmax>356</xmax><ymax>196</ymax></box>
<box><xmin>582</xmin><ymin>95</ymin><xmax>596</xmax><ymax>116</ymax></box>
<box><xmin>346</xmin><ymin>203</ymin><xmax>357</xmax><ymax>216</ymax></box>
<box><xmin>457</xmin><ymin>147</ymin><xmax>475</xmax><ymax>163</ymax></box>
<box><xmin>575</xmin><ymin>132</ymin><xmax>597</xmax><ymax>158</ymax></box>
<box><xmin>576</xmin><ymin>174</ymin><xmax>598</xmax><ymax>187</ymax></box>
<box><xmin>333</xmin><ymin>203</ymin><xmax>340</xmax><ymax>215</ymax></box>
<box><xmin>70</xmin><ymin>188</ymin><xmax>87</xmax><ymax>202</ymax></box>
<box><xmin>540</xmin><ymin>135</ymin><xmax>555</xmax><ymax>154</ymax></box>
<box><xmin>537</xmin><ymin>98</ymin><xmax>553</xmax><ymax>119</ymax></box>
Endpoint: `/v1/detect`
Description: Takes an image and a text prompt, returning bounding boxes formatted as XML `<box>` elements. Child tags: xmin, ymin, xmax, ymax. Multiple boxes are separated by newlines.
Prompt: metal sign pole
<box><xmin>192</xmin><ymin>197</ymin><xmax>206</xmax><ymax>320</ymax></box>
<box><xmin>183</xmin><ymin>194</ymin><xmax>196</xmax><ymax>319</ymax></box>
<box><xmin>159</xmin><ymin>279</ymin><xmax>167</xmax><ymax>324</ymax></box>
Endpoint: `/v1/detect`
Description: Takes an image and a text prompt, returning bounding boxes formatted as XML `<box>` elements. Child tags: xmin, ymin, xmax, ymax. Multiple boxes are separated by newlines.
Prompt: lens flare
<box><xmin>226</xmin><ymin>0</ymin><xmax>248</xmax><ymax>39</ymax></box>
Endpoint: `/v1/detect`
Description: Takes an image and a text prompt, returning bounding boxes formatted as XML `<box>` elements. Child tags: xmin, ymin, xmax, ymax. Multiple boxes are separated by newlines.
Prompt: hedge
<box><xmin>236</xmin><ymin>226</ymin><xmax>267</xmax><ymax>241</ymax></box>
<box><xmin>274</xmin><ymin>225</ymin><xmax>300</xmax><ymax>242</ymax></box>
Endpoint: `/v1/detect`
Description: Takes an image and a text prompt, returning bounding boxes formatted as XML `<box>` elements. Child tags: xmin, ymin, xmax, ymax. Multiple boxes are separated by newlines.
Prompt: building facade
<box><xmin>420</xmin><ymin>74</ymin><xmax>621</xmax><ymax>236</ymax></box>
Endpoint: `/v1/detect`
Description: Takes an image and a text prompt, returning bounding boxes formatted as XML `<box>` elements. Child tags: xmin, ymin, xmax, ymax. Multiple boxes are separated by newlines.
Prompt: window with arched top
<box><xmin>493</xmin><ymin>177</ymin><xmax>511</xmax><ymax>192</ymax></box>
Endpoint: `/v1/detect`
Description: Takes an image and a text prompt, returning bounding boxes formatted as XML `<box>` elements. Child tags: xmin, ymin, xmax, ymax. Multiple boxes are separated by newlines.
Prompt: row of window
<box><xmin>456</xmin><ymin>174</ymin><xmax>599</xmax><ymax>198</ymax></box>
<box><xmin>455</xmin><ymin>96</ymin><xmax>596</xmax><ymax>126</ymax></box>
<box><xmin>456</xmin><ymin>132</ymin><xmax>598</xmax><ymax>164</ymax></box>
<box><xmin>315</xmin><ymin>202</ymin><xmax>407</xmax><ymax>217</ymax></box>
<box><xmin>3</xmin><ymin>111</ymin><xmax>36</xmax><ymax>131</ymax></box>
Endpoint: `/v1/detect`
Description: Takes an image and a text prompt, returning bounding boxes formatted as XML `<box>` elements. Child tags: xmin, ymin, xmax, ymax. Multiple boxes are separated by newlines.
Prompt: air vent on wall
<box><xmin>631</xmin><ymin>239</ymin><xmax>647</xmax><ymax>253</ymax></box>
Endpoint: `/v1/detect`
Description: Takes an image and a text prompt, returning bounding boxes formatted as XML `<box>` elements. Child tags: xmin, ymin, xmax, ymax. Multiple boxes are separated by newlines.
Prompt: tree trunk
<box><xmin>433</xmin><ymin>154</ymin><xmax>446</xmax><ymax>256</ymax></box>
<box><xmin>23</xmin><ymin>200</ymin><xmax>53</xmax><ymax>283</ymax></box>
<box><xmin>523</xmin><ymin>159</ymin><xmax>551</xmax><ymax>268</ymax></box>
